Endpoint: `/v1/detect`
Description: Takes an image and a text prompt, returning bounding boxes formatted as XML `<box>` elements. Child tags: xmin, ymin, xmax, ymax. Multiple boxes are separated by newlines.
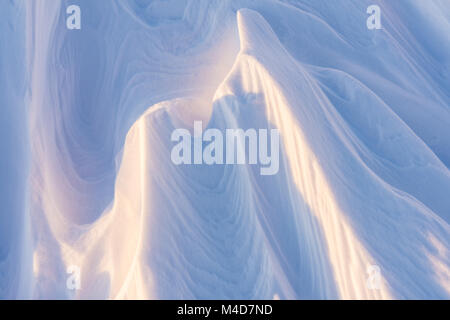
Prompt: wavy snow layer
<box><xmin>0</xmin><ymin>0</ymin><xmax>449</xmax><ymax>299</ymax></box>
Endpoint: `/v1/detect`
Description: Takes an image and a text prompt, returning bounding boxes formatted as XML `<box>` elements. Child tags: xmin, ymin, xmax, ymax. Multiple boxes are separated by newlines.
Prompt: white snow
<box><xmin>0</xmin><ymin>0</ymin><xmax>449</xmax><ymax>299</ymax></box>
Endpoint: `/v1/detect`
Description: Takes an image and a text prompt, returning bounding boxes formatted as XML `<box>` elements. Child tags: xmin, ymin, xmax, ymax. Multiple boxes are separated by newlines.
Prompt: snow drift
<box><xmin>0</xmin><ymin>0</ymin><xmax>449</xmax><ymax>299</ymax></box>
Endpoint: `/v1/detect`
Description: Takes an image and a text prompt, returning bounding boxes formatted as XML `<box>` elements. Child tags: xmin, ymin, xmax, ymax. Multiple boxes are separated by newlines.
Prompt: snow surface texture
<box><xmin>0</xmin><ymin>0</ymin><xmax>449</xmax><ymax>299</ymax></box>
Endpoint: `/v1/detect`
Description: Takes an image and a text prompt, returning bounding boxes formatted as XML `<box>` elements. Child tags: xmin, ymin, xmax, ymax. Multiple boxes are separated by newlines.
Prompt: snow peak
<box><xmin>177</xmin><ymin>304</ymin><xmax>211</xmax><ymax>318</ymax></box>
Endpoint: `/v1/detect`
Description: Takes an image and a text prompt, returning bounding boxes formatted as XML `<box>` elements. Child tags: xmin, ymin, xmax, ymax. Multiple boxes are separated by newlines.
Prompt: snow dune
<box><xmin>0</xmin><ymin>0</ymin><xmax>449</xmax><ymax>299</ymax></box>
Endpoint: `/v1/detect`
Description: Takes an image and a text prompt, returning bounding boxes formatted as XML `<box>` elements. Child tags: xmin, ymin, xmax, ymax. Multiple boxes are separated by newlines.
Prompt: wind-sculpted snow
<box><xmin>0</xmin><ymin>0</ymin><xmax>449</xmax><ymax>299</ymax></box>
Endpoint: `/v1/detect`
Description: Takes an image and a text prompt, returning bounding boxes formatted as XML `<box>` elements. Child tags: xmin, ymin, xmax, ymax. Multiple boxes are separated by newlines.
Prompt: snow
<box><xmin>0</xmin><ymin>0</ymin><xmax>449</xmax><ymax>299</ymax></box>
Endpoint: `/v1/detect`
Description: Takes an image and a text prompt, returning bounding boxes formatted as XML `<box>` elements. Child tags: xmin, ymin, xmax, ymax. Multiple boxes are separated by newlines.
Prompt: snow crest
<box><xmin>0</xmin><ymin>0</ymin><xmax>449</xmax><ymax>299</ymax></box>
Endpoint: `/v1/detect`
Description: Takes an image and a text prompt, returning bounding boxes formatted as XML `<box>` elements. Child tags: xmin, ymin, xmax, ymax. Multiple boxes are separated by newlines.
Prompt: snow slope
<box><xmin>0</xmin><ymin>0</ymin><xmax>449</xmax><ymax>299</ymax></box>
